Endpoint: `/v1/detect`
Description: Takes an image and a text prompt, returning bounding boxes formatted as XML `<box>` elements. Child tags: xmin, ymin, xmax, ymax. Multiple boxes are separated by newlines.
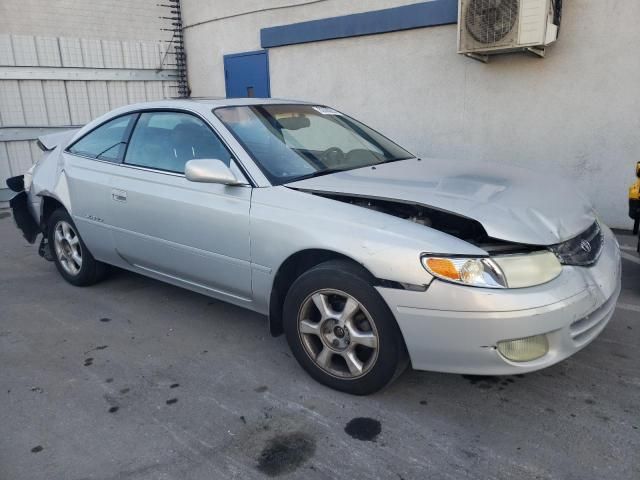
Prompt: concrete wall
<box><xmin>0</xmin><ymin>0</ymin><xmax>169</xmax><ymax>42</ymax></box>
<box><xmin>183</xmin><ymin>0</ymin><xmax>640</xmax><ymax>228</ymax></box>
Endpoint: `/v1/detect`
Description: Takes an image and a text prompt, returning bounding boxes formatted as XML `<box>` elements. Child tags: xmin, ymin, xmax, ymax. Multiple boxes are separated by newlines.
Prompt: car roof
<box><xmin>119</xmin><ymin>97</ymin><xmax>314</xmax><ymax>111</ymax></box>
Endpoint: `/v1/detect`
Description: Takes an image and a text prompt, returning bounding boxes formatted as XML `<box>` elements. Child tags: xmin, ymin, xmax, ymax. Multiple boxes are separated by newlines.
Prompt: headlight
<box><xmin>422</xmin><ymin>257</ymin><xmax>507</xmax><ymax>288</ymax></box>
<box><xmin>422</xmin><ymin>250</ymin><xmax>562</xmax><ymax>289</ymax></box>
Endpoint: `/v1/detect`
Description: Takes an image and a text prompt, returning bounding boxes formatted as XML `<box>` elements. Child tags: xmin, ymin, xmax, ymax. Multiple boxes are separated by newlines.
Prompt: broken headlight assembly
<box><xmin>422</xmin><ymin>250</ymin><xmax>562</xmax><ymax>289</ymax></box>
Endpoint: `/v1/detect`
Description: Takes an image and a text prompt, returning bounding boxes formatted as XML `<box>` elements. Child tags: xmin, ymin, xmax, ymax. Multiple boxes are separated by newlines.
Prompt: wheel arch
<box><xmin>39</xmin><ymin>195</ymin><xmax>67</xmax><ymax>232</ymax></box>
<box><xmin>268</xmin><ymin>249</ymin><xmax>380</xmax><ymax>336</ymax></box>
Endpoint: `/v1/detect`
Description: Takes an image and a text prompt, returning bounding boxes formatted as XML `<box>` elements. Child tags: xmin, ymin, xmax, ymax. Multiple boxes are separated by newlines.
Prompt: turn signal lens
<box><xmin>497</xmin><ymin>335</ymin><xmax>549</xmax><ymax>362</ymax></box>
<box><xmin>424</xmin><ymin>258</ymin><xmax>460</xmax><ymax>280</ymax></box>
<box><xmin>422</xmin><ymin>256</ymin><xmax>507</xmax><ymax>289</ymax></box>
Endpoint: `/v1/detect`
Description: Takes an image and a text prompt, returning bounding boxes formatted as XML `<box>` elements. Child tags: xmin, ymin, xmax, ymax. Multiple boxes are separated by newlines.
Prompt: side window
<box><xmin>68</xmin><ymin>114</ymin><xmax>135</xmax><ymax>162</ymax></box>
<box><xmin>124</xmin><ymin>111</ymin><xmax>233</xmax><ymax>173</ymax></box>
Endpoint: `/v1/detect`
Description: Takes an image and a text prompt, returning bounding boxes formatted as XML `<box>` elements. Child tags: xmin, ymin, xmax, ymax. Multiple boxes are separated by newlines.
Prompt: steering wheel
<box><xmin>321</xmin><ymin>147</ymin><xmax>346</xmax><ymax>167</ymax></box>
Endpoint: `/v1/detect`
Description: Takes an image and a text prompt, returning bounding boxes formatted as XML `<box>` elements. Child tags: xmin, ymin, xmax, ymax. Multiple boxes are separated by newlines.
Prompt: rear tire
<box><xmin>283</xmin><ymin>260</ymin><xmax>407</xmax><ymax>395</ymax></box>
<box><xmin>47</xmin><ymin>208</ymin><xmax>108</xmax><ymax>286</ymax></box>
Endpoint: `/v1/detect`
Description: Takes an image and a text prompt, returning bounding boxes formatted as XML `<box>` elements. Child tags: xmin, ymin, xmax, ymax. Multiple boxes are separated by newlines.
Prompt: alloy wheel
<box><xmin>297</xmin><ymin>289</ymin><xmax>379</xmax><ymax>379</ymax></box>
<box><xmin>53</xmin><ymin>220</ymin><xmax>83</xmax><ymax>276</ymax></box>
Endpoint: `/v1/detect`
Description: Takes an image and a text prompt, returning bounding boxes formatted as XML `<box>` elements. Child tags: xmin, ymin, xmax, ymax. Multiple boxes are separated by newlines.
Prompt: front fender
<box><xmin>250</xmin><ymin>186</ymin><xmax>486</xmax><ymax>310</ymax></box>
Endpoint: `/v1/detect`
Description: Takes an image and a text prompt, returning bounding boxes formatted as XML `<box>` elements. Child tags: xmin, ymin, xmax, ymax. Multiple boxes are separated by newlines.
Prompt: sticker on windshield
<box><xmin>313</xmin><ymin>106</ymin><xmax>342</xmax><ymax>115</ymax></box>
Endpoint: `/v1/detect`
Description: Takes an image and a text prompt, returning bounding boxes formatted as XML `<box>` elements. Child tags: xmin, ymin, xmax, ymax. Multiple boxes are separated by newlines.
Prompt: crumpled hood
<box><xmin>286</xmin><ymin>158</ymin><xmax>596</xmax><ymax>246</ymax></box>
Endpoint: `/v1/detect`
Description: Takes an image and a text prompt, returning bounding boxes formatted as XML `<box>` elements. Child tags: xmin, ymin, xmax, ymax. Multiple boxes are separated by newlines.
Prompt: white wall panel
<box><xmin>19</xmin><ymin>81</ymin><xmax>48</xmax><ymax>125</ymax></box>
<box><xmin>126</xmin><ymin>81</ymin><xmax>147</xmax><ymax>104</ymax></box>
<box><xmin>59</xmin><ymin>37</ymin><xmax>83</xmax><ymax>67</ymax></box>
<box><xmin>0</xmin><ymin>35</ymin><xmax>16</xmax><ymax>65</ymax></box>
<box><xmin>11</xmin><ymin>35</ymin><xmax>38</xmax><ymax>66</ymax></box>
<box><xmin>1</xmin><ymin>33</ymin><xmax>174</xmax><ymax>184</ymax></box>
<box><xmin>65</xmin><ymin>81</ymin><xmax>92</xmax><ymax>124</ymax></box>
<box><xmin>102</xmin><ymin>40</ymin><xmax>125</xmax><ymax>69</ymax></box>
<box><xmin>42</xmin><ymin>81</ymin><xmax>72</xmax><ymax>126</ymax></box>
<box><xmin>106</xmin><ymin>81</ymin><xmax>129</xmax><ymax>109</ymax></box>
<box><xmin>122</xmin><ymin>42</ymin><xmax>143</xmax><ymax>69</ymax></box>
<box><xmin>145</xmin><ymin>81</ymin><xmax>164</xmax><ymax>101</ymax></box>
<box><xmin>86</xmin><ymin>81</ymin><xmax>110</xmax><ymax>118</ymax></box>
<box><xmin>35</xmin><ymin>37</ymin><xmax>62</xmax><ymax>67</ymax></box>
<box><xmin>0</xmin><ymin>80</ymin><xmax>26</xmax><ymax>126</ymax></box>
<box><xmin>81</xmin><ymin>39</ymin><xmax>105</xmax><ymax>68</ymax></box>
<box><xmin>141</xmin><ymin>42</ymin><xmax>161</xmax><ymax>69</ymax></box>
<box><xmin>6</xmin><ymin>141</ymin><xmax>33</xmax><ymax>176</ymax></box>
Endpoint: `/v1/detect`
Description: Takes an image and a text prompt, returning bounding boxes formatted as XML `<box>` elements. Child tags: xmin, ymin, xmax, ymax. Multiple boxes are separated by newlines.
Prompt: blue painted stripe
<box><xmin>260</xmin><ymin>0</ymin><xmax>458</xmax><ymax>48</ymax></box>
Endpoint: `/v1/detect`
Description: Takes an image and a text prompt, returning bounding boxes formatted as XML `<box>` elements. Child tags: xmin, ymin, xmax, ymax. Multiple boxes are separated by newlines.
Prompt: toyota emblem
<box><xmin>580</xmin><ymin>239</ymin><xmax>592</xmax><ymax>253</ymax></box>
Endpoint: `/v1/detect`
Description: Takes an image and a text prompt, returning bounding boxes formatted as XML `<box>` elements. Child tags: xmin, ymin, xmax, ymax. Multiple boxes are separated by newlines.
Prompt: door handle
<box><xmin>112</xmin><ymin>189</ymin><xmax>127</xmax><ymax>202</ymax></box>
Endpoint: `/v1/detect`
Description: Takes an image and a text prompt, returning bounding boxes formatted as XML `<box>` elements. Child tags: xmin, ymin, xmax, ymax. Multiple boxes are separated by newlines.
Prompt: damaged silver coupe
<box><xmin>7</xmin><ymin>99</ymin><xmax>621</xmax><ymax>394</ymax></box>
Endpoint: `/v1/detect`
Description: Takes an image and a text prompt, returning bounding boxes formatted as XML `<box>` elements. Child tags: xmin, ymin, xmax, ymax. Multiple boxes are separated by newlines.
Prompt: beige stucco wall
<box><xmin>185</xmin><ymin>0</ymin><xmax>640</xmax><ymax>228</ymax></box>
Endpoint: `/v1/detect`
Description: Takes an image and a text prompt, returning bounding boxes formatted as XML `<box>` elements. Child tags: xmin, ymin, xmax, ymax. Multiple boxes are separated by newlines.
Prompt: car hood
<box><xmin>285</xmin><ymin>158</ymin><xmax>595</xmax><ymax>246</ymax></box>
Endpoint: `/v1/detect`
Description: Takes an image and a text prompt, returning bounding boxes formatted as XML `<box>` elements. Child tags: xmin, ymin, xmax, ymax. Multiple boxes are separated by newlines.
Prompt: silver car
<box><xmin>7</xmin><ymin>99</ymin><xmax>621</xmax><ymax>395</ymax></box>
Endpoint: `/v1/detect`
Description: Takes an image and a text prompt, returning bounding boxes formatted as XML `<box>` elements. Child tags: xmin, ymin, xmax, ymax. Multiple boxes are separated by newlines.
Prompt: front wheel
<box><xmin>48</xmin><ymin>208</ymin><xmax>107</xmax><ymax>286</ymax></box>
<box><xmin>283</xmin><ymin>260</ymin><xmax>407</xmax><ymax>395</ymax></box>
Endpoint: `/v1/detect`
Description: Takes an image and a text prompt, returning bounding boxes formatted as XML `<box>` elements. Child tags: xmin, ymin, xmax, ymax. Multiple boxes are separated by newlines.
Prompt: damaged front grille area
<box><xmin>549</xmin><ymin>221</ymin><xmax>603</xmax><ymax>267</ymax></box>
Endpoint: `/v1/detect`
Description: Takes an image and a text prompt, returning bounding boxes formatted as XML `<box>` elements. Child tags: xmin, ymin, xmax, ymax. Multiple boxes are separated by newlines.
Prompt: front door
<box><xmin>224</xmin><ymin>50</ymin><xmax>270</xmax><ymax>98</ymax></box>
<box><xmin>109</xmin><ymin>110</ymin><xmax>253</xmax><ymax>304</ymax></box>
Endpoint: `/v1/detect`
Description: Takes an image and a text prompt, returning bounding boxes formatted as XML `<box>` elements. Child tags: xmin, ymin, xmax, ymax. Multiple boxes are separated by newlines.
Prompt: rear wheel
<box><xmin>283</xmin><ymin>260</ymin><xmax>407</xmax><ymax>395</ymax></box>
<box><xmin>48</xmin><ymin>209</ymin><xmax>107</xmax><ymax>286</ymax></box>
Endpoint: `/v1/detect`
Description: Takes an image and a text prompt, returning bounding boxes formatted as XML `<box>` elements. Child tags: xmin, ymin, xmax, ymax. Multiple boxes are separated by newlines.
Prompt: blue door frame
<box><xmin>223</xmin><ymin>50</ymin><xmax>271</xmax><ymax>99</ymax></box>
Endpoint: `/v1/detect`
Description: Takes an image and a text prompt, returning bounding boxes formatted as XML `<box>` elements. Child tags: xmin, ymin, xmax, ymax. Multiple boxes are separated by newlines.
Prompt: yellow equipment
<box><xmin>629</xmin><ymin>161</ymin><xmax>640</xmax><ymax>240</ymax></box>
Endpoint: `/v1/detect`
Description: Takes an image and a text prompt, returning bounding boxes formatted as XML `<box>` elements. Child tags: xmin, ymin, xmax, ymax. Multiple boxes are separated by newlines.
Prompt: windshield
<box><xmin>214</xmin><ymin>104</ymin><xmax>414</xmax><ymax>184</ymax></box>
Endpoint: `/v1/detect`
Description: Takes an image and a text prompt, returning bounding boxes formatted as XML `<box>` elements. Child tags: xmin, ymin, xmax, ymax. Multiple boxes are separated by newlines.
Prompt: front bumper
<box><xmin>378</xmin><ymin>226</ymin><xmax>622</xmax><ymax>375</ymax></box>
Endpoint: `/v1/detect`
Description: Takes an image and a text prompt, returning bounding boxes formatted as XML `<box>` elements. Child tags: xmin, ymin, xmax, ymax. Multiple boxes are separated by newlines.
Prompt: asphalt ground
<box><xmin>1</xmin><ymin>212</ymin><xmax>638</xmax><ymax>480</ymax></box>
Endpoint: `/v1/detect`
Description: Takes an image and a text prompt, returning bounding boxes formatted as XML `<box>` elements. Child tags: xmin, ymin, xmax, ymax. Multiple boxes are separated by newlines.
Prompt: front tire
<box><xmin>283</xmin><ymin>260</ymin><xmax>407</xmax><ymax>395</ymax></box>
<box><xmin>48</xmin><ymin>208</ymin><xmax>107</xmax><ymax>286</ymax></box>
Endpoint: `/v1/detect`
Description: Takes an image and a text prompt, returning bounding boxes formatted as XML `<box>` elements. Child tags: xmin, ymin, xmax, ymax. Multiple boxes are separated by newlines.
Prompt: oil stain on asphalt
<box><xmin>257</xmin><ymin>432</ymin><xmax>315</xmax><ymax>477</ymax></box>
<box><xmin>344</xmin><ymin>417</ymin><xmax>381</xmax><ymax>442</ymax></box>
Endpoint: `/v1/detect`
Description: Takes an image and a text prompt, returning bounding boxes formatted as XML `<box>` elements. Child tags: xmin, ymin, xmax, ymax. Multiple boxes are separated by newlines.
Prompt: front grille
<box><xmin>549</xmin><ymin>221</ymin><xmax>603</xmax><ymax>267</ymax></box>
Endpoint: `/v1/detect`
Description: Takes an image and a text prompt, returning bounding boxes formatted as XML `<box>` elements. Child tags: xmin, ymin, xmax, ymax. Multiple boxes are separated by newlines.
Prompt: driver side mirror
<box><xmin>636</xmin><ymin>161</ymin><xmax>640</xmax><ymax>178</ymax></box>
<box><xmin>185</xmin><ymin>159</ymin><xmax>243</xmax><ymax>185</ymax></box>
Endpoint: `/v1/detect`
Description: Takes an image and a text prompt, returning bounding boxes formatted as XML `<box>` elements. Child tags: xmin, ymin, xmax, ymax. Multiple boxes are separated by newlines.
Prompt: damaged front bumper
<box><xmin>6</xmin><ymin>175</ymin><xmax>40</xmax><ymax>244</ymax></box>
<box><xmin>377</xmin><ymin>225</ymin><xmax>622</xmax><ymax>375</ymax></box>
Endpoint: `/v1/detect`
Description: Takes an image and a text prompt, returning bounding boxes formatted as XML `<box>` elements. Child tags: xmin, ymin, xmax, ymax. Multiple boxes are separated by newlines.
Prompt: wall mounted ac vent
<box><xmin>458</xmin><ymin>0</ymin><xmax>562</xmax><ymax>62</ymax></box>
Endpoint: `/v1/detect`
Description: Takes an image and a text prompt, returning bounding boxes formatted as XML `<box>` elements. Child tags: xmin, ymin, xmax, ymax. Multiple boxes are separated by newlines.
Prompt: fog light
<box><xmin>497</xmin><ymin>335</ymin><xmax>549</xmax><ymax>362</ymax></box>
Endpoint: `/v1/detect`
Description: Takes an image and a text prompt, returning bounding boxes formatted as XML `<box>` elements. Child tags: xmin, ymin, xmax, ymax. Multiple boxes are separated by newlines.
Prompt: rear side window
<box><xmin>124</xmin><ymin>111</ymin><xmax>233</xmax><ymax>173</ymax></box>
<box><xmin>68</xmin><ymin>114</ymin><xmax>135</xmax><ymax>162</ymax></box>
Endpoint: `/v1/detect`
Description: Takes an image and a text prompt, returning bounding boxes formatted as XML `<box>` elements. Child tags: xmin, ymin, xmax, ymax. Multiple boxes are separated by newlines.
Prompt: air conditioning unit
<box><xmin>458</xmin><ymin>0</ymin><xmax>562</xmax><ymax>62</ymax></box>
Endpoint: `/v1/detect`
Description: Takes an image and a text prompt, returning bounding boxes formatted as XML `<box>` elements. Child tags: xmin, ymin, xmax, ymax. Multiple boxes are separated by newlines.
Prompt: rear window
<box><xmin>68</xmin><ymin>114</ymin><xmax>135</xmax><ymax>162</ymax></box>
